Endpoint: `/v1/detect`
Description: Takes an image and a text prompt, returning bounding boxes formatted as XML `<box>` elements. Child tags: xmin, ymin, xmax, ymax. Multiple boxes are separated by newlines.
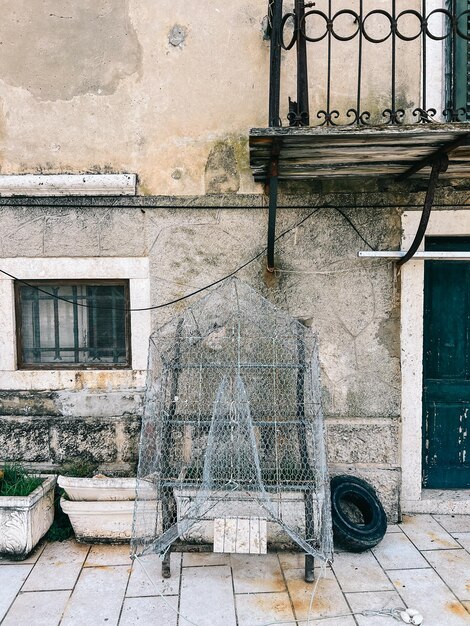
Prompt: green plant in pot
<box><xmin>0</xmin><ymin>463</ymin><xmax>56</xmax><ymax>559</ymax></box>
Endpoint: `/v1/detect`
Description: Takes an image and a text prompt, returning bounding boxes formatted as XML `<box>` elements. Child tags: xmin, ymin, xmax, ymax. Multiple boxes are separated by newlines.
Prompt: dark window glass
<box><xmin>16</xmin><ymin>281</ymin><xmax>130</xmax><ymax>368</ymax></box>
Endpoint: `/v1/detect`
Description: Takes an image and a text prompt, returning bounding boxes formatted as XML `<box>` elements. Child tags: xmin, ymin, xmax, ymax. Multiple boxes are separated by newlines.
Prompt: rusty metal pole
<box><xmin>268</xmin><ymin>0</ymin><xmax>283</xmax><ymax>127</ymax></box>
<box><xmin>267</xmin><ymin>0</ymin><xmax>283</xmax><ymax>271</ymax></box>
<box><xmin>295</xmin><ymin>0</ymin><xmax>310</xmax><ymax>126</ymax></box>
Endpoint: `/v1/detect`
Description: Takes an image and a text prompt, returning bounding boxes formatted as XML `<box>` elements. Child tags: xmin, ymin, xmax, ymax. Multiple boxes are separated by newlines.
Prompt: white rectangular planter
<box><xmin>0</xmin><ymin>475</ymin><xmax>56</xmax><ymax>559</ymax></box>
<box><xmin>58</xmin><ymin>476</ymin><xmax>137</xmax><ymax>501</ymax></box>
<box><xmin>60</xmin><ymin>497</ymin><xmax>154</xmax><ymax>543</ymax></box>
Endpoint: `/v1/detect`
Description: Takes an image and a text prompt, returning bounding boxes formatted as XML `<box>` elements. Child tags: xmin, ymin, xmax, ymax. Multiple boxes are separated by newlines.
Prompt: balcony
<box><xmin>250</xmin><ymin>1</ymin><xmax>470</xmax><ymax>182</ymax></box>
<box><xmin>250</xmin><ymin>1</ymin><xmax>470</xmax><ymax>269</ymax></box>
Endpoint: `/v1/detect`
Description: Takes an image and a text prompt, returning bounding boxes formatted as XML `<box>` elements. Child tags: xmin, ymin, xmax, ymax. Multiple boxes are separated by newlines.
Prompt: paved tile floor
<box><xmin>1</xmin><ymin>514</ymin><xmax>469</xmax><ymax>625</ymax></box>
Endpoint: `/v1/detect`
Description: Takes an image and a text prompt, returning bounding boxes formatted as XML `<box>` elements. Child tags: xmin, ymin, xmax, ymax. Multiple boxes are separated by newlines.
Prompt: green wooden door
<box><xmin>423</xmin><ymin>237</ymin><xmax>470</xmax><ymax>489</ymax></box>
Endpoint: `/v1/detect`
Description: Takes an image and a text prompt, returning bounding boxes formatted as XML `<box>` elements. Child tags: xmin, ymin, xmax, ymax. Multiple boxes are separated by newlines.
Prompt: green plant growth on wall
<box><xmin>59</xmin><ymin>459</ymin><xmax>99</xmax><ymax>478</ymax></box>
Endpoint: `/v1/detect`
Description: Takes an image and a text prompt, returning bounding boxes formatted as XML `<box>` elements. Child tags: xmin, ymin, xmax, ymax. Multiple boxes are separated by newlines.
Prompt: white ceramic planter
<box><xmin>0</xmin><ymin>475</ymin><xmax>56</xmax><ymax>559</ymax></box>
<box><xmin>60</xmin><ymin>497</ymin><xmax>136</xmax><ymax>542</ymax></box>
<box><xmin>58</xmin><ymin>475</ymin><xmax>137</xmax><ymax>501</ymax></box>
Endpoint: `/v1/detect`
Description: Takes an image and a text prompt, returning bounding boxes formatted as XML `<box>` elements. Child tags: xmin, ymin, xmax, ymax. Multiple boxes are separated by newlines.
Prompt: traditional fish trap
<box><xmin>131</xmin><ymin>278</ymin><xmax>333</xmax><ymax>582</ymax></box>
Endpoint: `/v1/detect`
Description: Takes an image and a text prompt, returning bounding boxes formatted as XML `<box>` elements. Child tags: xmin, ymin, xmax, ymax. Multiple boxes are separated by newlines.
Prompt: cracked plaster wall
<box><xmin>0</xmin><ymin>1</ymin><xmax>422</xmax><ymax>196</ymax></box>
<box><xmin>0</xmin><ymin>0</ymin><xmax>269</xmax><ymax>195</ymax></box>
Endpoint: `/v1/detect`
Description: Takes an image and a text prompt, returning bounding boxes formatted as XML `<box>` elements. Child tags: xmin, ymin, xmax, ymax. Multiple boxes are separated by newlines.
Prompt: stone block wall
<box><xmin>0</xmin><ymin>185</ymin><xmax>415</xmax><ymax>521</ymax></box>
<box><xmin>0</xmin><ymin>391</ymin><xmax>142</xmax><ymax>474</ymax></box>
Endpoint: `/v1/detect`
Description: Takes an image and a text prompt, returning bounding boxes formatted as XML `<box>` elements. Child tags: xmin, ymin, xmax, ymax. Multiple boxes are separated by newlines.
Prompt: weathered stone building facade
<box><xmin>1</xmin><ymin>1</ymin><xmax>469</xmax><ymax>521</ymax></box>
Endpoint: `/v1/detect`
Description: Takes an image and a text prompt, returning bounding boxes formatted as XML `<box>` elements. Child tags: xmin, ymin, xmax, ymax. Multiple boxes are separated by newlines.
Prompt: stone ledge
<box><xmin>330</xmin><ymin>465</ymin><xmax>401</xmax><ymax>523</ymax></box>
<box><xmin>326</xmin><ymin>418</ymin><xmax>399</xmax><ymax>466</ymax></box>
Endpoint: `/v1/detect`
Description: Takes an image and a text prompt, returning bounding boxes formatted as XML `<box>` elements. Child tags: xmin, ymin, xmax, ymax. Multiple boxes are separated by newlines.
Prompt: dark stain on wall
<box><xmin>205</xmin><ymin>143</ymin><xmax>240</xmax><ymax>194</ymax></box>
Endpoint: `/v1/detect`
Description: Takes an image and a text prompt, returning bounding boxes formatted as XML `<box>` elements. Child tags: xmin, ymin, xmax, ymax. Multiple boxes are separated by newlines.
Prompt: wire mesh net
<box><xmin>131</xmin><ymin>278</ymin><xmax>333</xmax><ymax>564</ymax></box>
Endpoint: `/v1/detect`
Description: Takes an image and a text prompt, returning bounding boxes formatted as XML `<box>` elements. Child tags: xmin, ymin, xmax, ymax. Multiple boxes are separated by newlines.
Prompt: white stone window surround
<box><xmin>0</xmin><ymin>257</ymin><xmax>150</xmax><ymax>391</ymax></box>
<box><xmin>401</xmin><ymin>210</ymin><xmax>470</xmax><ymax>514</ymax></box>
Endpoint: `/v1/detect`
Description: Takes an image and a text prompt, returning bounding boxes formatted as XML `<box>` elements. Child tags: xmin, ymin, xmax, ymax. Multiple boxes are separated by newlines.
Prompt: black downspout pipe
<box><xmin>267</xmin><ymin>150</ymin><xmax>280</xmax><ymax>272</ymax></box>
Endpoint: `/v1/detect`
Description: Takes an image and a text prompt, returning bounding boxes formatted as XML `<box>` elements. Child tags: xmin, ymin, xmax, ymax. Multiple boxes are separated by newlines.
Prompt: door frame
<box><xmin>401</xmin><ymin>209</ymin><xmax>470</xmax><ymax>513</ymax></box>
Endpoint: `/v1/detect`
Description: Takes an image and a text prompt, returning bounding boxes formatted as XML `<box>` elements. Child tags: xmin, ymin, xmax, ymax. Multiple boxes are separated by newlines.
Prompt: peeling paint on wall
<box><xmin>168</xmin><ymin>24</ymin><xmax>188</xmax><ymax>48</ymax></box>
<box><xmin>0</xmin><ymin>0</ymin><xmax>142</xmax><ymax>101</ymax></box>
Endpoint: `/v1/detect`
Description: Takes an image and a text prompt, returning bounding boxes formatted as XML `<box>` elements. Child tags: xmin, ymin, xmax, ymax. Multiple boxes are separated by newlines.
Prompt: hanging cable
<box><xmin>0</xmin><ymin>208</ymin><xmax>320</xmax><ymax>312</ymax></box>
<box><xmin>0</xmin><ymin>204</ymin><xmax>381</xmax><ymax>312</ymax></box>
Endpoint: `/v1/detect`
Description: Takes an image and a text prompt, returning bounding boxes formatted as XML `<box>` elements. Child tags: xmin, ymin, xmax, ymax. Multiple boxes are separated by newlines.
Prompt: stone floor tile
<box><xmin>400</xmin><ymin>514</ymin><xmax>460</xmax><ymax>551</ymax></box>
<box><xmin>127</xmin><ymin>553</ymin><xmax>181</xmax><ymax>597</ymax></box>
<box><xmin>454</xmin><ymin>532</ymin><xmax>470</xmax><ymax>552</ymax></box>
<box><xmin>61</xmin><ymin>565</ymin><xmax>130</xmax><ymax>626</ymax></box>
<box><xmin>2</xmin><ymin>590</ymin><xmax>70</xmax><ymax>626</ymax></box>
<box><xmin>0</xmin><ymin>541</ymin><xmax>46</xmax><ymax>564</ymax></box>
<box><xmin>462</xmin><ymin>601</ymin><xmax>470</xmax><ymax>613</ymax></box>
<box><xmin>390</xmin><ymin>568</ymin><xmax>470</xmax><ymax>625</ymax></box>
<box><xmin>179</xmin><ymin>565</ymin><xmax>236</xmax><ymax>626</ymax></box>
<box><xmin>422</xmin><ymin>549</ymin><xmax>470</xmax><ymax>602</ymax></box>
<box><xmin>386</xmin><ymin>524</ymin><xmax>403</xmax><ymax>533</ymax></box>
<box><xmin>85</xmin><ymin>543</ymin><xmax>132</xmax><ymax>567</ymax></box>
<box><xmin>231</xmin><ymin>553</ymin><xmax>286</xmax><ymax>593</ymax></box>
<box><xmin>183</xmin><ymin>551</ymin><xmax>230</xmax><ymax>567</ymax></box>
<box><xmin>372</xmin><ymin>532</ymin><xmax>429</xmax><ymax>570</ymax></box>
<box><xmin>119</xmin><ymin>596</ymin><xmax>178</xmax><ymax>626</ymax></box>
<box><xmin>345</xmin><ymin>590</ymin><xmax>405</xmax><ymax>626</ymax></box>
<box><xmin>278</xmin><ymin>551</ymin><xmax>325</xmax><ymax>572</ymax></box>
<box><xmin>433</xmin><ymin>515</ymin><xmax>470</xmax><ymax>534</ymax></box>
<box><xmin>285</xmin><ymin>567</ymin><xmax>355</xmax><ymax>624</ymax></box>
<box><xmin>236</xmin><ymin>591</ymin><xmax>296</xmax><ymax>626</ymax></box>
<box><xmin>0</xmin><ymin>564</ymin><xmax>34</xmax><ymax>621</ymax></box>
<box><xmin>22</xmin><ymin>539</ymin><xmax>89</xmax><ymax>591</ymax></box>
<box><xmin>331</xmin><ymin>551</ymin><xmax>393</xmax><ymax>593</ymax></box>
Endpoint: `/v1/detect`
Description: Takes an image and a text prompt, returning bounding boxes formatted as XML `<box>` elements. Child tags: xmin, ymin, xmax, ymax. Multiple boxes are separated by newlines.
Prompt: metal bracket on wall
<box><xmin>396</xmin><ymin>154</ymin><xmax>449</xmax><ymax>267</ymax></box>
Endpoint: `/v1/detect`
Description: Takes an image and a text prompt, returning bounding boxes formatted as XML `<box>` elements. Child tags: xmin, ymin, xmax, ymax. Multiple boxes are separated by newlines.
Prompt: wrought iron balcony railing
<box><xmin>268</xmin><ymin>0</ymin><xmax>470</xmax><ymax>128</ymax></box>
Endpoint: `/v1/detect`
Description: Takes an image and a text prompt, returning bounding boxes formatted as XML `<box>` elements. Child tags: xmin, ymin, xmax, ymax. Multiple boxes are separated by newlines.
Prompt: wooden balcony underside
<box><xmin>249</xmin><ymin>124</ymin><xmax>470</xmax><ymax>182</ymax></box>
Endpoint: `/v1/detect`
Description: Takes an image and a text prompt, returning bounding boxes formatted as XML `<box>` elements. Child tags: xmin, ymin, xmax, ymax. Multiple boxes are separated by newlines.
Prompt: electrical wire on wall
<box><xmin>0</xmin><ymin>207</ymin><xmax>379</xmax><ymax>313</ymax></box>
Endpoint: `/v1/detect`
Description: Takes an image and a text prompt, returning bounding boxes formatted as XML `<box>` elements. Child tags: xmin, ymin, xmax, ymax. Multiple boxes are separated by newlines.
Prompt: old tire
<box><xmin>330</xmin><ymin>475</ymin><xmax>387</xmax><ymax>552</ymax></box>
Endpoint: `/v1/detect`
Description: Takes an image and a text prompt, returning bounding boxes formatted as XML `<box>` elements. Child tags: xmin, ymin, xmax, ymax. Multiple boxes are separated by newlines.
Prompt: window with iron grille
<box><xmin>15</xmin><ymin>280</ymin><xmax>130</xmax><ymax>369</ymax></box>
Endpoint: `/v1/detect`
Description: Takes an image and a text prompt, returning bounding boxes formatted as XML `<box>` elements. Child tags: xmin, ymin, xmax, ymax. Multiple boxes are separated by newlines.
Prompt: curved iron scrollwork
<box><xmin>282</xmin><ymin>7</ymin><xmax>470</xmax><ymax>44</ymax></box>
<box><xmin>413</xmin><ymin>108</ymin><xmax>438</xmax><ymax>124</ymax></box>
<box><xmin>272</xmin><ymin>1</ymin><xmax>470</xmax><ymax>128</ymax></box>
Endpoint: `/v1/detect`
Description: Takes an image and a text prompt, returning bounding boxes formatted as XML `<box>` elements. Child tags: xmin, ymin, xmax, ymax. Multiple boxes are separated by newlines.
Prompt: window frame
<box><xmin>15</xmin><ymin>278</ymin><xmax>132</xmax><ymax>370</ymax></box>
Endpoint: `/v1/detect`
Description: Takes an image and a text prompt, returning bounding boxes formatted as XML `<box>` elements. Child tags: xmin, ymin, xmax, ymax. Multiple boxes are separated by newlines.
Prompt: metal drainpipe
<box><xmin>267</xmin><ymin>152</ymin><xmax>280</xmax><ymax>272</ymax></box>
